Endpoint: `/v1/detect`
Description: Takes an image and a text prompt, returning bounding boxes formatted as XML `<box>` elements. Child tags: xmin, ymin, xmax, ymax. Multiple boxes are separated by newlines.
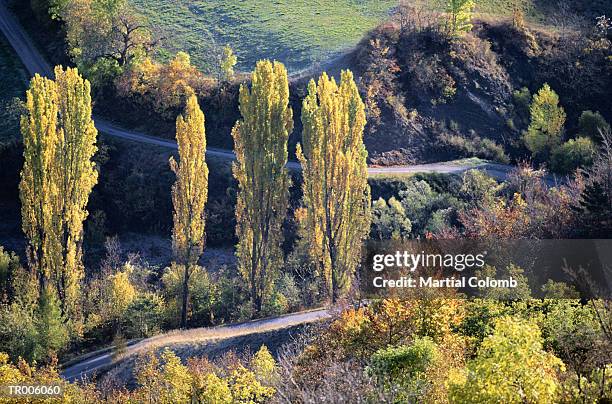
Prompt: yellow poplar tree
<box><xmin>54</xmin><ymin>66</ymin><xmax>98</xmax><ymax>318</ymax></box>
<box><xmin>20</xmin><ymin>66</ymin><xmax>98</xmax><ymax>318</ymax></box>
<box><xmin>20</xmin><ymin>74</ymin><xmax>60</xmax><ymax>298</ymax></box>
<box><xmin>169</xmin><ymin>94</ymin><xmax>208</xmax><ymax>328</ymax></box>
<box><xmin>232</xmin><ymin>60</ymin><xmax>293</xmax><ymax>314</ymax></box>
<box><xmin>446</xmin><ymin>0</ymin><xmax>475</xmax><ymax>36</ymax></box>
<box><xmin>296</xmin><ymin>71</ymin><xmax>371</xmax><ymax>302</ymax></box>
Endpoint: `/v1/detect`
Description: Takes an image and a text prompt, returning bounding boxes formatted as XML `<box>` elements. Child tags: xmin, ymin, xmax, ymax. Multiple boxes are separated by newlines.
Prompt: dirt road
<box><xmin>62</xmin><ymin>308</ymin><xmax>330</xmax><ymax>382</ymax></box>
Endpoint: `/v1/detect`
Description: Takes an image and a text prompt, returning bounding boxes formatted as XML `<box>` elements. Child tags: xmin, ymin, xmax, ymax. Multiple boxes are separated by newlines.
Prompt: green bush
<box><xmin>35</xmin><ymin>288</ymin><xmax>70</xmax><ymax>360</ymax></box>
<box><xmin>367</xmin><ymin>338</ymin><xmax>439</xmax><ymax>401</ymax></box>
<box><xmin>0</xmin><ymin>303</ymin><xmax>38</xmax><ymax>362</ymax></box>
<box><xmin>550</xmin><ymin>137</ymin><xmax>596</xmax><ymax>174</ymax></box>
<box><xmin>123</xmin><ymin>292</ymin><xmax>165</xmax><ymax>338</ymax></box>
<box><xmin>578</xmin><ymin>110</ymin><xmax>610</xmax><ymax>141</ymax></box>
<box><xmin>512</xmin><ymin>87</ymin><xmax>531</xmax><ymax>120</ymax></box>
<box><xmin>460</xmin><ymin>169</ymin><xmax>500</xmax><ymax>207</ymax></box>
<box><xmin>440</xmin><ymin>133</ymin><xmax>510</xmax><ymax>163</ymax></box>
<box><xmin>371</xmin><ymin>197</ymin><xmax>412</xmax><ymax>240</ymax></box>
<box><xmin>162</xmin><ymin>264</ymin><xmax>218</xmax><ymax>327</ymax></box>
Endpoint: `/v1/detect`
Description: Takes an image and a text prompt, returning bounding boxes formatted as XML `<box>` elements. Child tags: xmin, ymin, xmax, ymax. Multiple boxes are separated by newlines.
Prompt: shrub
<box><xmin>460</xmin><ymin>169</ymin><xmax>500</xmax><ymax>207</ymax></box>
<box><xmin>368</xmin><ymin>338</ymin><xmax>439</xmax><ymax>386</ymax></box>
<box><xmin>371</xmin><ymin>197</ymin><xmax>412</xmax><ymax>240</ymax></box>
<box><xmin>250</xmin><ymin>346</ymin><xmax>279</xmax><ymax>385</ymax></box>
<box><xmin>550</xmin><ymin>137</ymin><xmax>596</xmax><ymax>174</ymax></box>
<box><xmin>275</xmin><ymin>273</ymin><xmax>301</xmax><ymax>312</ymax></box>
<box><xmin>512</xmin><ymin>87</ymin><xmax>531</xmax><ymax>119</ymax></box>
<box><xmin>0</xmin><ymin>247</ymin><xmax>24</xmax><ymax>304</ymax></box>
<box><xmin>35</xmin><ymin>288</ymin><xmax>69</xmax><ymax>361</ymax></box>
<box><xmin>134</xmin><ymin>348</ymin><xmax>193</xmax><ymax>403</ymax></box>
<box><xmin>123</xmin><ymin>292</ymin><xmax>165</xmax><ymax>338</ymax></box>
<box><xmin>578</xmin><ymin>110</ymin><xmax>610</xmax><ymax>141</ymax></box>
<box><xmin>0</xmin><ymin>303</ymin><xmax>38</xmax><ymax>362</ymax></box>
<box><xmin>439</xmin><ymin>133</ymin><xmax>510</xmax><ymax>163</ymax></box>
<box><xmin>229</xmin><ymin>364</ymin><xmax>276</xmax><ymax>403</ymax></box>
<box><xmin>194</xmin><ymin>371</ymin><xmax>232</xmax><ymax>403</ymax></box>
<box><xmin>262</xmin><ymin>290</ymin><xmax>289</xmax><ymax>317</ymax></box>
<box><xmin>449</xmin><ymin>316</ymin><xmax>564</xmax><ymax>403</ymax></box>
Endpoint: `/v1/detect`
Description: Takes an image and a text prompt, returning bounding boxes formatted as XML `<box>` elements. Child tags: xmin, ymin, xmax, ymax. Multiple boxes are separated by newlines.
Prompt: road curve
<box><xmin>0</xmin><ymin>1</ymin><xmax>523</xmax><ymax>180</ymax></box>
<box><xmin>61</xmin><ymin>308</ymin><xmax>330</xmax><ymax>382</ymax></box>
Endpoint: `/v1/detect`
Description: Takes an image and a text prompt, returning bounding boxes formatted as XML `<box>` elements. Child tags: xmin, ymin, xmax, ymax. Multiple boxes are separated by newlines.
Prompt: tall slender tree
<box><xmin>232</xmin><ymin>60</ymin><xmax>293</xmax><ymax>313</ymax></box>
<box><xmin>446</xmin><ymin>0</ymin><xmax>475</xmax><ymax>36</ymax></box>
<box><xmin>20</xmin><ymin>73</ymin><xmax>60</xmax><ymax>297</ymax></box>
<box><xmin>54</xmin><ymin>67</ymin><xmax>98</xmax><ymax>318</ymax></box>
<box><xmin>296</xmin><ymin>71</ymin><xmax>371</xmax><ymax>302</ymax></box>
<box><xmin>170</xmin><ymin>93</ymin><xmax>209</xmax><ymax>328</ymax></box>
<box><xmin>20</xmin><ymin>66</ymin><xmax>98</xmax><ymax>318</ymax></box>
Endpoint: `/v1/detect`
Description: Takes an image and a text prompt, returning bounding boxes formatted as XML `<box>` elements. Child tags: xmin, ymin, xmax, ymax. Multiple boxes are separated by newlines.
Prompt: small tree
<box><xmin>170</xmin><ymin>94</ymin><xmax>208</xmax><ymax>328</ymax></box>
<box><xmin>35</xmin><ymin>287</ymin><xmax>69</xmax><ymax>360</ymax></box>
<box><xmin>232</xmin><ymin>60</ymin><xmax>293</xmax><ymax>313</ymax></box>
<box><xmin>219</xmin><ymin>45</ymin><xmax>238</xmax><ymax>83</ymax></box>
<box><xmin>446</xmin><ymin>0</ymin><xmax>475</xmax><ymax>36</ymax></box>
<box><xmin>523</xmin><ymin>83</ymin><xmax>566</xmax><ymax>161</ymax></box>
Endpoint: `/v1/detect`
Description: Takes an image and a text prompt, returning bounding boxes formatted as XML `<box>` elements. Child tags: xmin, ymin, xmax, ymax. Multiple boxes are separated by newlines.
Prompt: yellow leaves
<box><xmin>524</xmin><ymin>83</ymin><xmax>566</xmax><ymax>157</ymax></box>
<box><xmin>171</xmin><ymin>94</ymin><xmax>208</xmax><ymax>268</ymax></box>
<box><xmin>106</xmin><ymin>269</ymin><xmax>136</xmax><ymax>319</ymax></box>
<box><xmin>250</xmin><ymin>346</ymin><xmax>278</xmax><ymax>385</ymax></box>
<box><xmin>131</xmin><ymin>347</ymin><xmax>277</xmax><ymax>403</ymax></box>
<box><xmin>117</xmin><ymin>52</ymin><xmax>208</xmax><ymax>118</ymax></box>
<box><xmin>195</xmin><ymin>371</ymin><xmax>232</xmax><ymax>404</ymax></box>
<box><xmin>220</xmin><ymin>45</ymin><xmax>238</xmax><ymax>82</ymax></box>
<box><xmin>0</xmin><ymin>351</ymin><xmax>100</xmax><ymax>403</ymax></box>
<box><xmin>232</xmin><ymin>60</ymin><xmax>292</xmax><ymax>312</ymax></box>
<box><xmin>230</xmin><ymin>364</ymin><xmax>276</xmax><ymax>404</ymax></box>
<box><xmin>446</xmin><ymin>0</ymin><xmax>475</xmax><ymax>36</ymax></box>
<box><xmin>297</xmin><ymin>69</ymin><xmax>370</xmax><ymax>300</ymax></box>
<box><xmin>20</xmin><ymin>66</ymin><xmax>97</xmax><ymax>317</ymax></box>
<box><xmin>449</xmin><ymin>316</ymin><xmax>564</xmax><ymax>403</ymax></box>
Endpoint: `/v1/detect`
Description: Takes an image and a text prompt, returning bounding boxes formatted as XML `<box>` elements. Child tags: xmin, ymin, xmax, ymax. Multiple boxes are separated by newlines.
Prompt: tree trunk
<box><xmin>180</xmin><ymin>265</ymin><xmax>189</xmax><ymax>328</ymax></box>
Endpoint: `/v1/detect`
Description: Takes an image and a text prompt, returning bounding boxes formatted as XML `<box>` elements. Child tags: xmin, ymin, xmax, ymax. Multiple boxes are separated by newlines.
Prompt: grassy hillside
<box><xmin>130</xmin><ymin>0</ymin><xmax>396</xmax><ymax>73</ymax></box>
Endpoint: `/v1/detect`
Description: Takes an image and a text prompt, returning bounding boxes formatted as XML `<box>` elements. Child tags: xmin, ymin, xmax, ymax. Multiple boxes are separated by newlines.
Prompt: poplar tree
<box><xmin>54</xmin><ymin>66</ymin><xmax>98</xmax><ymax>318</ymax></box>
<box><xmin>232</xmin><ymin>60</ymin><xmax>293</xmax><ymax>314</ymax></box>
<box><xmin>20</xmin><ymin>74</ymin><xmax>60</xmax><ymax>298</ymax></box>
<box><xmin>296</xmin><ymin>71</ymin><xmax>371</xmax><ymax>302</ymax></box>
<box><xmin>20</xmin><ymin>66</ymin><xmax>98</xmax><ymax>318</ymax></box>
<box><xmin>446</xmin><ymin>0</ymin><xmax>475</xmax><ymax>36</ymax></box>
<box><xmin>169</xmin><ymin>94</ymin><xmax>208</xmax><ymax>328</ymax></box>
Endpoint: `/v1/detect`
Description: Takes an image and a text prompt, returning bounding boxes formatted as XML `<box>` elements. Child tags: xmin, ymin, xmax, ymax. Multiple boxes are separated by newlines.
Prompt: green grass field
<box><xmin>132</xmin><ymin>0</ymin><xmax>611</xmax><ymax>74</ymax></box>
<box><xmin>0</xmin><ymin>35</ymin><xmax>27</xmax><ymax>145</ymax></box>
<box><xmin>131</xmin><ymin>0</ymin><xmax>396</xmax><ymax>73</ymax></box>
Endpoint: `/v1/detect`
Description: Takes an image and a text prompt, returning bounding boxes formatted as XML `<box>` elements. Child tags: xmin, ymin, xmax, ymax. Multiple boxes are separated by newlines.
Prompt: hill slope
<box><xmin>131</xmin><ymin>0</ymin><xmax>396</xmax><ymax>73</ymax></box>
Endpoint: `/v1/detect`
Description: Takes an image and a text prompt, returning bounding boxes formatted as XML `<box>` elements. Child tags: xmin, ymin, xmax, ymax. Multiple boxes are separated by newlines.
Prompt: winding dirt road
<box><xmin>0</xmin><ymin>0</ymin><xmax>523</xmax><ymax>180</ymax></box>
<box><xmin>62</xmin><ymin>308</ymin><xmax>330</xmax><ymax>382</ymax></box>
